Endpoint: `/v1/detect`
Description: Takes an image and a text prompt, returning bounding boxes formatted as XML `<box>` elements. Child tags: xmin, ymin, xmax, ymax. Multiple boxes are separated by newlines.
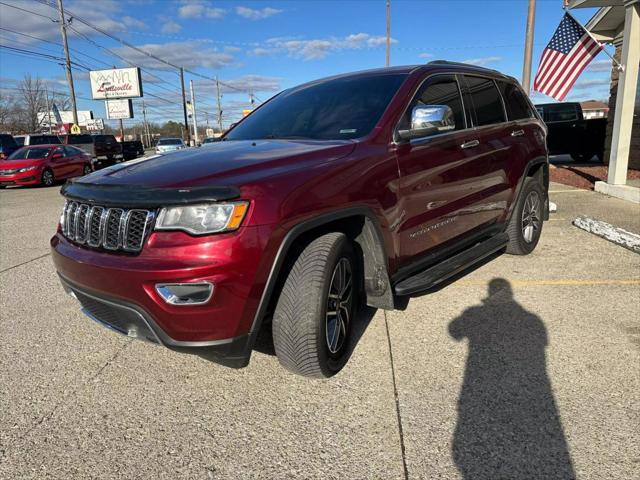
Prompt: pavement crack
<box><xmin>15</xmin><ymin>339</ymin><xmax>132</xmax><ymax>443</ymax></box>
<box><xmin>384</xmin><ymin>311</ymin><xmax>409</xmax><ymax>480</ymax></box>
<box><xmin>0</xmin><ymin>253</ymin><xmax>51</xmax><ymax>274</ymax></box>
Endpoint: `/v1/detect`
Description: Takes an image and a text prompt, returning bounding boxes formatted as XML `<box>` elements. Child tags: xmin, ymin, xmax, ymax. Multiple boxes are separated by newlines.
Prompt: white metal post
<box><xmin>607</xmin><ymin>2</ymin><xmax>639</xmax><ymax>185</ymax></box>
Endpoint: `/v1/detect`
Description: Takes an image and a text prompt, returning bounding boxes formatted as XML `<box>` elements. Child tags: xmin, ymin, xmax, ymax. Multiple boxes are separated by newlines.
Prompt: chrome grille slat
<box><xmin>60</xmin><ymin>201</ymin><xmax>154</xmax><ymax>253</ymax></box>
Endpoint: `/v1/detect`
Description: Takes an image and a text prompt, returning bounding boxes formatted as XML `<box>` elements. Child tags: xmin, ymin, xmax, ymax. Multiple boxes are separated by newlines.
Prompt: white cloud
<box><xmin>161</xmin><ymin>20</ymin><xmax>182</xmax><ymax>34</ymax></box>
<box><xmin>263</xmin><ymin>33</ymin><xmax>397</xmax><ymax>60</ymax></box>
<box><xmin>112</xmin><ymin>41</ymin><xmax>233</xmax><ymax>70</ymax></box>
<box><xmin>462</xmin><ymin>56</ymin><xmax>503</xmax><ymax>66</ymax></box>
<box><xmin>123</xmin><ymin>16</ymin><xmax>147</xmax><ymax>29</ymax></box>
<box><xmin>418</xmin><ymin>53</ymin><xmax>433</xmax><ymax>59</ymax></box>
<box><xmin>586</xmin><ymin>59</ymin><xmax>613</xmax><ymax>73</ymax></box>
<box><xmin>236</xmin><ymin>6</ymin><xmax>283</xmax><ymax>20</ymax></box>
<box><xmin>178</xmin><ymin>1</ymin><xmax>226</xmax><ymax>19</ymax></box>
<box><xmin>572</xmin><ymin>78</ymin><xmax>610</xmax><ymax>90</ymax></box>
<box><xmin>0</xmin><ymin>0</ymin><xmax>131</xmax><ymax>42</ymax></box>
<box><xmin>194</xmin><ymin>74</ymin><xmax>282</xmax><ymax>94</ymax></box>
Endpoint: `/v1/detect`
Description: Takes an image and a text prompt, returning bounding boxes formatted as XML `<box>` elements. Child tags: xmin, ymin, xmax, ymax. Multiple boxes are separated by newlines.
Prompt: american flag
<box><xmin>534</xmin><ymin>13</ymin><xmax>603</xmax><ymax>101</ymax></box>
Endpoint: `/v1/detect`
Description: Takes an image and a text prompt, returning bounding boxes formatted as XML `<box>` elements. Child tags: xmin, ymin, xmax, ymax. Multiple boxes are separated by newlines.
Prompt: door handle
<box><xmin>460</xmin><ymin>140</ymin><xmax>480</xmax><ymax>149</ymax></box>
<box><xmin>511</xmin><ymin>129</ymin><xmax>525</xmax><ymax>137</ymax></box>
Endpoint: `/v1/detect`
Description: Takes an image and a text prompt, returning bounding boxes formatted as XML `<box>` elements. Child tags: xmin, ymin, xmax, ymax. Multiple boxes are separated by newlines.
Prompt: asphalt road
<box><xmin>1</xmin><ymin>182</ymin><xmax>638</xmax><ymax>479</ymax></box>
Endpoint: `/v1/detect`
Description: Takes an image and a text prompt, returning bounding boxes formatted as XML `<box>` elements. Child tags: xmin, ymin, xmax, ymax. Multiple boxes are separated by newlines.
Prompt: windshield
<box><xmin>8</xmin><ymin>147</ymin><xmax>52</xmax><ymax>160</ymax></box>
<box><xmin>158</xmin><ymin>138</ymin><xmax>182</xmax><ymax>145</ymax></box>
<box><xmin>225</xmin><ymin>73</ymin><xmax>408</xmax><ymax>141</ymax></box>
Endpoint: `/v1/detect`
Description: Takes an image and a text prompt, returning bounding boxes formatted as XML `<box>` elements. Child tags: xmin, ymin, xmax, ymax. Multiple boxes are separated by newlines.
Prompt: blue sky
<box><xmin>0</xmin><ymin>0</ymin><xmax>613</xmax><ymax>128</ymax></box>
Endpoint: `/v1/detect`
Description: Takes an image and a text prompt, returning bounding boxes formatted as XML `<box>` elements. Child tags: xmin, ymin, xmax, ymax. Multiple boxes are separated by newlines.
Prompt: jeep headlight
<box><xmin>155</xmin><ymin>202</ymin><xmax>248</xmax><ymax>235</ymax></box>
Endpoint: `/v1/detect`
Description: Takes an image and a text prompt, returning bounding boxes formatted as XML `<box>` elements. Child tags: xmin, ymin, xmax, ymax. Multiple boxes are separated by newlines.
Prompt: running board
<box><xmin>393</xmin><ymin>233</ymin><xmax>509</xmax><ymax>296</ymax></box>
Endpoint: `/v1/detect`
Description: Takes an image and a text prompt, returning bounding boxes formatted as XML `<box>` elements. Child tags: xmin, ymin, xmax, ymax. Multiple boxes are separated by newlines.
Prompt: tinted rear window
<box><xmin>546</xmin><ymin>104</ymin><xmax>579</xmax><ymax>122</ymax></box>
<box><xmin>0</xmin><ymin>135</ymin><xmax>17</xmax><ymax>148</ymax></box>
<box><xmin>157</xmin><ymin>138</ymin><xmax>183</xmax><ymax>145</ymax></box>
<box><xmin>65</xmin><ymin>134</ymin><xmax>92</xmax><ymax>144</ymax></box>
<box><xmin>465</xmin><ymin>76</ymin><xmax>506</xmax><ymax>126</ymax></box>
<box><xmin>14</xmin><ymin>137</ymin><xmax>25</xmax><ymax>146</ymax></box>
<box><xmin>497</xmin><ymin>81</ymin><xmax>535</xmax><ymax>121</ymax></box>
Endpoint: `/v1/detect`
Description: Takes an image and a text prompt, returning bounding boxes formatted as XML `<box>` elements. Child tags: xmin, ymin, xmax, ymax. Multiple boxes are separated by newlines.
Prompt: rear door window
<box><xmin>497</xmin><ymin>81</ymin><xmax>535</xmax><ymax>121</ymax></box>
<box><xmin>464</xmin><ymin>76</ymin><xmax>506</xmax><ymax>126</ymax></box>
<box><xmin>30</xmin><ymin>136</ymin><xmax>46</xmax><ymax>145</ymax></box>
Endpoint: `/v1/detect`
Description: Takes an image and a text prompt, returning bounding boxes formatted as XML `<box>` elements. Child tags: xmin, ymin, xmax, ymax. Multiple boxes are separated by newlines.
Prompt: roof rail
<box><xmin>427</xmin><ymin>60</ymin><xmax>504</xmax><ymax>76</ymax></box>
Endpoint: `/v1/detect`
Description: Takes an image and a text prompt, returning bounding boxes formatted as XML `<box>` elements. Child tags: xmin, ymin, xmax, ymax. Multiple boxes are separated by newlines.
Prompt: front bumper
<box><xmin>59</xmin><ymin>275</ymin><xmax>252</xmax><ymax>367</ymax></box>
<box><xmin>51</xmin><ymin>225</ymin><xmax>274</xmax><ymax>368</ymax></box>
<box><xmin>0</xmin><ymin>170</ymin><xmax>40</xmax><ymax>186</ymax></box>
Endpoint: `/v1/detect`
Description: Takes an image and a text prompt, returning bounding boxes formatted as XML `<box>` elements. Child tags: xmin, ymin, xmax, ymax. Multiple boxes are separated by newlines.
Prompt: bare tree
<box><xmin>17</xmin><ymin>74</ymin><xmax>47</xmax><ymax>133</ymax></box>
<box><xmin>0</xmin><ymin>92</ymin><xmax>14</xmax><ymax>131</ymax></box>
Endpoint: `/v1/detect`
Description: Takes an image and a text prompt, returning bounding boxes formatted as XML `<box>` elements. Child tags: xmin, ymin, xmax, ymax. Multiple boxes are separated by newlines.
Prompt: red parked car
<box><xmin>51</xmin><ymin>62</ymin><xmax>549</xmax><ymax>377</ymax></box>
<box><xmin>0</xmin><ymin>144</ymin><xmax>92</xmax><ymax>188</ymax></box>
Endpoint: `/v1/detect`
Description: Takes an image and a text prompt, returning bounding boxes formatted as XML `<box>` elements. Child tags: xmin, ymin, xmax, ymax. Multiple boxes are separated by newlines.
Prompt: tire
<box><xmin>273</xmin><ymin>232</ymin><xmax>357</xmax><ymax>378</ymax></box>
<box><xmin>82</xmin><ymin>165</ymin><xmax>92</xmax><ymax>176</ymax></box>
<box><xmin>41</xmin><ymin>169</ymin><xmax>54</xmax><ymax>187</ymax></box>
<box><xmin>570</xmin><ymin>152</ymin><xmax>593</xmax><ymax>162</ymax></box>
<box><xmin>506</xmin><ymin>177</ymin><xmax>545</xmax><ymax>255</ymax></box>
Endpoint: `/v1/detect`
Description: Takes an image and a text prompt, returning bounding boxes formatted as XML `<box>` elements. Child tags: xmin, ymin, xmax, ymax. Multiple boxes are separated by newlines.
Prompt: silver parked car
<box><xmin>155</xmin><ymin>137</ymin><xmax>186</xmax><ymax>154</ymax></box>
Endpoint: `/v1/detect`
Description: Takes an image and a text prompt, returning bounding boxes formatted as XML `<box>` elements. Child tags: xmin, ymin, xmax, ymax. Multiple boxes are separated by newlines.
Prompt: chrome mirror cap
<box><xmin>398</xmin><ymin>105</ymin><xmax>456</xmax><ymax>141</ymax></box>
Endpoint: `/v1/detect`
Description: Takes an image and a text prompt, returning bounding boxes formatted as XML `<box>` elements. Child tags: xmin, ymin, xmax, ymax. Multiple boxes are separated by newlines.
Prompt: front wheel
<box><xmin>41</xmin><ymin>169</ymin><xmax>54</xmax><ymax>187</ymax></box>
<box><xmin>506</xmin><ymin>177</ymin><xmax>545</xmax><ymax>255</ymax></box>
<box><xmin>82</xmin><ymin>165</ymin><xmax>92</xmax><ymax>176</ymax></box>
<box><xmin>273</xmin><ymin>232</ymin><xmax>357</xmax><ymax>378</ymax></box>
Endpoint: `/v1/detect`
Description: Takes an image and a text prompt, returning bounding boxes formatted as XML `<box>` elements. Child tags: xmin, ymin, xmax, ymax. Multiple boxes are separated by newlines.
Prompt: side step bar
<box><xmin>393</xmin><ymin>233</ymin><xmax>509</xmax><ymax>296</ymax></box>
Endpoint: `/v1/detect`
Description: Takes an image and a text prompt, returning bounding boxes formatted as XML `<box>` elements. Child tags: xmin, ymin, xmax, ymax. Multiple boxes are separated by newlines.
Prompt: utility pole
<box><xmin>522</xmin><ymin>0</ymin><xmax>537</xmax><ymax>94</ymax></box>
<box><xmin>385</xmin><ymin>0</ymin><xmax>391</xmax><ymax>67</ymax></box>
<box><xmin>189</xmin><ymin>79</ymin><xmax>199</xmax><ymax>145</ymax></box>
<box><xmin>44</xmin><ymin>84</ymin><xmax>52</xmax><ymax>134</ymax></box>
<box><xmin>142</xmin><ymin>99</ymin><xmax>149</xmax><ymax>148</ymax></box>
<box><xmin>56</xmin><ymin>0</ymin><xmax>78</xmax><ymax>125</ymax></box>
<box><xmin>215</xmin><ymin>77</ymin><xmax>223</xmax><ymax>132</ymax></box>
<box><xmin>179</xmin><ymin>67</ymin><xmax>191</xmax><ymax>145</ymax></box>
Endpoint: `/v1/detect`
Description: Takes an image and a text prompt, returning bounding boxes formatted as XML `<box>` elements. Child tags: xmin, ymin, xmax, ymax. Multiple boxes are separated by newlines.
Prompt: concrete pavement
<box><xmin>0</xmin><ymin>182</ymin><xmax>638</xmax><ymax>479</ymax></box>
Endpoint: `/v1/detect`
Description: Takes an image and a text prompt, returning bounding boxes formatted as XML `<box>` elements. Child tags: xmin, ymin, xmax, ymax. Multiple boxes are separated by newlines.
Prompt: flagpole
<box><xmin>563</xmin><ymin>7</ymin><xmax>624</xmax><ymax>71</ymax></box>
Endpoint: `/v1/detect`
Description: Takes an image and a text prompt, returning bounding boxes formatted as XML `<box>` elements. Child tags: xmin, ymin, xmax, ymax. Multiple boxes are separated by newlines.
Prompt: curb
<box><xmin>572</xmin><ymin>216</ymin><xmax>640</xmax><ymax>254</ymax></box>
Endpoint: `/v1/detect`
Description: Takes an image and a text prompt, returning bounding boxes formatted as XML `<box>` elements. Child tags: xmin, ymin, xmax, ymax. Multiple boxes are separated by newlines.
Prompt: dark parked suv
<box><xmin>51</xmin><ymin>62</ymin><xmax>548</xmax><ymax>377</ymax></box>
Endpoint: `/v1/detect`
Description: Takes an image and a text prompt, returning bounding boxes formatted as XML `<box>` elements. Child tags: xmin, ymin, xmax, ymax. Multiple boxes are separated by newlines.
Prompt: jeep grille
<box><xmin>61</xmin><ymin>200</ymin><xmax>155</xmax><ymax>253</ymax></box>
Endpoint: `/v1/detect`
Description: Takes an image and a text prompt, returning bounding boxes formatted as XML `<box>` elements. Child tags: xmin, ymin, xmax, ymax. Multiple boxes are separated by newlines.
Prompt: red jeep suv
<box><xmin>51</xmin><ymin>62</ymin><xmax>548</xmax><ymax>377</ymax></box>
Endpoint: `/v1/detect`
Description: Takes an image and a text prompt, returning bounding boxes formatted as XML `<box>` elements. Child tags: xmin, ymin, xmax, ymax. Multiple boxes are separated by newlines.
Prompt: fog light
<box><xmin>155</xmin><ymin>282</ymin><xmax>213</xmax><ymax>305</ymax></box>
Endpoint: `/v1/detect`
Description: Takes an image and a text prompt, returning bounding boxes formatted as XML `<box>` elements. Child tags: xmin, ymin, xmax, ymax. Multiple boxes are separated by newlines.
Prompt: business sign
<box><xmin>86</xmin><ymin>119</ymin><xmax>104</xmax><ymax>131</ymax></box>
<box><xmin>89</xmin><ymin>67</ymin><xmax>143</xmax><ymax>99</ymax></box>
<box><xmin>38</xmin><ymin>110</ymin><xmax>94</xmax><ymax>127</ymax></box>
<box><xmin>106</xmin><ymin>99</ymin><xmax>134</xmax><ymax>119</ymax></box>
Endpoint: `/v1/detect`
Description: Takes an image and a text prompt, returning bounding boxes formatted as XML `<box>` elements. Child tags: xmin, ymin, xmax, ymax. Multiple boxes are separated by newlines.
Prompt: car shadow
<box><xmin>447</xmin><ymin>278</ymin><xmax>575</xmax><ymax>479</ymax></box>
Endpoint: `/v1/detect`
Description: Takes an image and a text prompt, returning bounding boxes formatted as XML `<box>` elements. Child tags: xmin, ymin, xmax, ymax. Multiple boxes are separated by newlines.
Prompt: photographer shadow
<box><xmin>448</xmin><ymin>278</ymin><xmax>575</xmax><ymax>479</ymax></box>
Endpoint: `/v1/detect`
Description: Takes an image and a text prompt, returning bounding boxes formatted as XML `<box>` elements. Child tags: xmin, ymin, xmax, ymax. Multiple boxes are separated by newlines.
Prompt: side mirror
<box><xmin>51</xmin><ymin>153</ymin><xmax>64</xmax><ymax>160</ymax></box>
<box><xmin>397</xmin><ymin>105</ymin><xmax>456</xmax><ymax>141</ymax></box>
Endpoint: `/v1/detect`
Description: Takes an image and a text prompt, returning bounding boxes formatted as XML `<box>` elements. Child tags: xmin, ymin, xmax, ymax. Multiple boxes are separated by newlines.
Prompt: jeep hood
<box><xmin>80</xmin><ymin>139</ymin><xmax>356</xmax><ymax>189</ymax></box>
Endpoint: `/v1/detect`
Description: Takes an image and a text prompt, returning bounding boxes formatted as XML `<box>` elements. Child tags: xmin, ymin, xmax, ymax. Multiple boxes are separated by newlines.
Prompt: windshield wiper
<box><xmin>262</xmin><ymin>134</ymin><xmax>315</xmax><ymax>140</ymax></box>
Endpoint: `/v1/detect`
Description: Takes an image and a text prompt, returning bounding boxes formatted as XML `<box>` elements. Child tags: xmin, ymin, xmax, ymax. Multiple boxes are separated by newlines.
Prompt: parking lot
<box><xmin>1</xmin><ymin>183</ymin><xmax>638</xmax><ymax>479</ymax></box>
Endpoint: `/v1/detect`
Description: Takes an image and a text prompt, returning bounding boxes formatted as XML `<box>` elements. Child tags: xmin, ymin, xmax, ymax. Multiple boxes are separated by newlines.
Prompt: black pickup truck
<box><xmin>535</xmin><ymin>102</ymin><xmax>607</xmax><ymax>162</ymax></box>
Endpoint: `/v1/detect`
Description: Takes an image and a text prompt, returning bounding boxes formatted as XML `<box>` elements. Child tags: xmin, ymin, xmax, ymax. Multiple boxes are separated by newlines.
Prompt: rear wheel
<box><xmin>41</xmin><ymin>169</ymin><xmax>54</xmax><ymax>187</ymax></box>
<box><xmin>506</xmin><ymin>177</ymin><xmax>545</xmax><ymax>255</ymax></box>
<box><xmin>82</xmin><ymin>165</ymin><xmax>92</xmax><ymax>176</ymax></box>
<box><xmin>273</xmin><ymin>232</ymin><xmax>357</xmax><ymax>378</ymax></box>
<box><xmin>570</xmin><ymin>152</ymin><xmax>593</xmax><ymax>162</ymax></box>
